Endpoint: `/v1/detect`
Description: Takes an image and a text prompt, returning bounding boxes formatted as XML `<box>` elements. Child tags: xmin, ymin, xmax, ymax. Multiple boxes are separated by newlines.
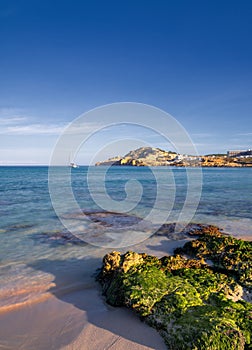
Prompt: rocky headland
<box><xmin>95</xmin><ymin>147</ymin><xmax>252</xmax><ymax>167</ymax></box>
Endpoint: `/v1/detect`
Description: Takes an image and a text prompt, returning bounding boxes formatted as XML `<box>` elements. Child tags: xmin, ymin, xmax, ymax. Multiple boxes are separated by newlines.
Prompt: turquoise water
<box><xmin>0</xmin><ymin>166</ymin><xmax>251</xmax><ymax>310</ymax></box>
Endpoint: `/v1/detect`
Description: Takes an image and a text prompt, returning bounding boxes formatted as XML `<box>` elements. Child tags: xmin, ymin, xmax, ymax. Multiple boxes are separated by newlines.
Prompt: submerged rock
<box><xmin>61</xmin><ymin>209</ymin><xmax>155</xmax><ymax>246</ymax></box>
<box><xmin>97</xmin><ymin>227</ymin><xmax>252</xmax><ymax>350</ymax></box>
<box><xmin>36</xmin><ymin>230</ymin><xmax>85</xmax><ymax>245</ymax></box>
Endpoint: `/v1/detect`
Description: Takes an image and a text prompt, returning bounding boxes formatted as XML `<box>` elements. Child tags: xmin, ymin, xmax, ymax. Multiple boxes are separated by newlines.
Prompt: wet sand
<box><xmin>0</xmin><ymin>287</ymin><xmax>167</xmax><ymax>350</ymax></box>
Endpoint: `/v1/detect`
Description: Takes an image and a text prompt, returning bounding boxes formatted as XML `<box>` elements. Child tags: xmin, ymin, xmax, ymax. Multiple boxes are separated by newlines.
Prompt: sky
<box><xmin>0</xmin><ymin>0</ymin><xmax>252</xmax><ymax>165</ymax></box>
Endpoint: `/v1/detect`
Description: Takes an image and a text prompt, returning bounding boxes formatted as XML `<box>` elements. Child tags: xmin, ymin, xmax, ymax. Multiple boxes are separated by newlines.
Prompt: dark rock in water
<box><xmin>61</xmin><ymin>209</ymin><xmax>155</xmax><ymax>246</ymax></box>
<box><xmin>35</xmin><ymin>210</ymin><xmax>152</xmax><ymax>247</ymax></box>
<box><xmin>62</xmin><ymin>211</ymin><xmax>215</xmax><ymax>245</ymax></box>
<box><xmin>36</xmin><ymin>230</ymin><xmax>85</xmax><ymax>245</ymax></box>
<box><xmin>81</xmin><ymin>210</ymin><xmax>143</xmax><ymax>228</ymax></box>
<box><xmin>97</xmin><ymin>227</ymin><xmax>252</xmax><ymax>350</ymax></box>
<box><xmin>7</xmin><ymin>223</ymin><xmax>36</xmax><ymax>231</ymax></box>
<box><xmin>154</xmin><ymin>222</ymin><xmax>210</xmax><ymax>240</ymax></box>
<box><xmin>63</xmin><ymin>209</ymin><xmax>143</xmax><ymax>228</ymax></box>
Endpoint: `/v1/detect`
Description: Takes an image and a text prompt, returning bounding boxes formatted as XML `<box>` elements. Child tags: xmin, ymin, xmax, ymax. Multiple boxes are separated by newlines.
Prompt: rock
<box><xmin>97</xmin><ymin>228</ymin><xmax>252</xmax><ymax>349</ymax></box>
<box><xmin>176</xmin><ymin>227</ymin><xmax>252</xmax><ymax>290</ymax></box>
<box><xmin>102</xmin><ymin>251</ymin><xmax>121</xmax><ymax>273</ymax></box>
<box><xmin>121</xmin><ymin>251</ymin><xmax>144</xmax><ymax>273</ymax></box>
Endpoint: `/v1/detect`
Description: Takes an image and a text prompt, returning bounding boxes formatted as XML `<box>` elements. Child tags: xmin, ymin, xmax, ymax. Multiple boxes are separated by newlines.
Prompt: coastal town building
<box><xmin>227</xmin><ymin>149</ymin><xmax>252</xmax><ymax>157</ymax></box>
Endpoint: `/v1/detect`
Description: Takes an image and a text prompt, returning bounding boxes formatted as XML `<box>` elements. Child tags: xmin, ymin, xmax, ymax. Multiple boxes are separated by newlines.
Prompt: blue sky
<box><xmin>0</xmin><ymin>0</ymin><xmax>251</xmax><ymax>164</ymax></box>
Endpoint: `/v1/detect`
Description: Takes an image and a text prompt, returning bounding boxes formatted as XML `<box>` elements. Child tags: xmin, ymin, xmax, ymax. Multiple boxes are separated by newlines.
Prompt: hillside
<box><xmin>95</xmin><ymin>147</ymin><xmax>252</xmax><ymax>167</ymax></box>
<box><xmin>95</xmin><ymin>147</ymin><xmax>177</xmax><ymax>166</ymax></box>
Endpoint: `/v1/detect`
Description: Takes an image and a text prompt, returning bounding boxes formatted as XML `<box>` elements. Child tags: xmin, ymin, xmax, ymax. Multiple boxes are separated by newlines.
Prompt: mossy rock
<box><xmin>163</xmin><ymin>306</ymin><xmax>246</xmax><ymax>350</ymax></box>
<box><xmin>149</xmin><ymin>293</ymin><xmax>252</xmax><ymax>350</ymax></box>
<box><xmin>176</xmin><ymin>229</ymin><xmax>252</xmax><ymax>289</ymax></box>
<box><xmin>105</xmin><ymin>263</ymin><xmax>168</xmax><ymax>315</ymax></box>
<box><xmin>98</xmin><ymin>229</ymin><xmax>252</xmax><ymax>350</ymax></box>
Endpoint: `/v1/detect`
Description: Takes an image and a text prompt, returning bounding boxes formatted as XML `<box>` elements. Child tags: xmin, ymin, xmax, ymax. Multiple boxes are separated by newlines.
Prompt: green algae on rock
<box><xmin>97</xmin><ymin>228</ymin><xmax>252</xmax><ymax>350</ymax></box>
<box><xmin>175</xmin><ymin>225</ymin><xmax>252</xmax><ymax>290</ymax></box>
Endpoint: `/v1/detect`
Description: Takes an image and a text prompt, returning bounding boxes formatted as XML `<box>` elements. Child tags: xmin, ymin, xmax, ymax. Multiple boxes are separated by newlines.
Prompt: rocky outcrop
<box><xmin>175</xmin><ymin>225</ymin><xmax>252</xmax><ymax>290</ymax></box>
<box><xmin>97</xmin><ymin>226</ymin><xmax>252</xmax><ymax>349</ymax></box>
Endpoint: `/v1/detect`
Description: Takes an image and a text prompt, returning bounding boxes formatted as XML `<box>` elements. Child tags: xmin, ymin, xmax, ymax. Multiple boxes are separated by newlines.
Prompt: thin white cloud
<box><xmin>0</xmin><ymin>119</ymin><xmax>104</xmax><ymax>136</ymax></box>
<box><xmin>0</xmin><ymin>107</ymin><xmax>104</xmax><ymax>135</ymax></box>
<box><xmin>0</xmin><ymin>116</ymin><xmax>28</xmax><ymax>125</ymax></box>
<box><xmin>0</xmin><ymin>123</ymin><xmax>66</xmax><ymax>135</ymax></box>
<box><xmin>0</xmin><ymin>108</ymin><xmax>66</xmax><ymax>135</ymax></box>
<box><xmin>0</xmin><ymin>107</ymin><xmax>30</xmax><ymax>126</ymax></box>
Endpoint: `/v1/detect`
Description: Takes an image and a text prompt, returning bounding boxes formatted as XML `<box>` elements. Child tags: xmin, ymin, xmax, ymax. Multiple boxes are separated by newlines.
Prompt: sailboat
<box><xmin>69</xmin><ymin>162</ymin><xmax>79</xmax><ymax>168</ymax></box>
<box><xmin>69</xmin><ymin>154</ymin><xmax>79</xmax><ymax>168</ymax></box>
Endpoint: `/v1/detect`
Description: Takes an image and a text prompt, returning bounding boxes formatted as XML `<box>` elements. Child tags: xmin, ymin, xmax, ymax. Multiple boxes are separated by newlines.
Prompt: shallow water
<box><xmin>0</xmin><ymin>166</ymin><xmax>251</xmax><ymax>310</ymax></box>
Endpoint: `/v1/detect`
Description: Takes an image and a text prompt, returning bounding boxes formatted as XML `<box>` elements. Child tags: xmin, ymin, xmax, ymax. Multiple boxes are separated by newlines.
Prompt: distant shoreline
<box><xmin>96</xmin><ymin>163</ymin><xmax>252</xmax><ymax>168</ymax></box>
<box><xmin>95</xmin><ymin>146</ymin><xmax>252</xmax><ymax>168</ymax></box>
<box><xmin>1</xmin><ymin>164</ymin><xmax>252</xmax><ymax>168</ymax></box>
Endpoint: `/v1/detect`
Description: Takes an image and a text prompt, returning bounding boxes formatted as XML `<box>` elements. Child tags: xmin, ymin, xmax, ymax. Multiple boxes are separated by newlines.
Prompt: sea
<box><xmin>0</xmin><ymin>166</ymin><xmax>251</xmax><ymax>312</ymax></box>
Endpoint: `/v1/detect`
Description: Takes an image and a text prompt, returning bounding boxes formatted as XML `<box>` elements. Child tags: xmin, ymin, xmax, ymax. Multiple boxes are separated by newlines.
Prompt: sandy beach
<box><xmin>0</xmin><ymin>235</ymin><xmax>186</xmax><ymax>350</ymax></box>
<box><xmin>0</xmin><ymin>231</ymin><xmax>251</xmax><ymax>350</ymax></box>
<box><xmin>0</xmin><ymin>288</ymin><xmax>167</xmax><ymax>350</ymax></box>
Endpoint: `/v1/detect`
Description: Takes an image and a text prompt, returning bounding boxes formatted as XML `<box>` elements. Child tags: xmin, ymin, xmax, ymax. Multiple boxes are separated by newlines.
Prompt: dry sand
<box><xmin>0</xmin><ymin>287</ymin><xmax>167</xmax><ymax>350</ymax></box>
